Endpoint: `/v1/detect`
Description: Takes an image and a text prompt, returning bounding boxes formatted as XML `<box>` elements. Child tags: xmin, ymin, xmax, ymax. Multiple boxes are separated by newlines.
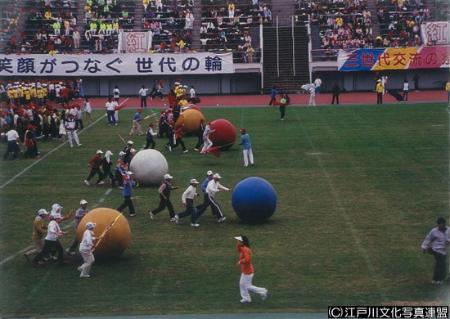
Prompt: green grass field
<box><xmin>0</xmin><ymin>103</ymin><xmax>449</xmax><ymax>317</ymax></box>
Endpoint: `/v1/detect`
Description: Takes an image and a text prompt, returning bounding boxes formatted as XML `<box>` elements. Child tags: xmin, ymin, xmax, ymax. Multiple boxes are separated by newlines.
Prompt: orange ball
<box><xmin>175</xmin><ymin>108</ymin><xmax>205</xmax><ymax>133</ymax></box>
<box><xmin>76</xmin><ymin>208</ymin><xmax>132</xmax><ymax>258</ymax></box>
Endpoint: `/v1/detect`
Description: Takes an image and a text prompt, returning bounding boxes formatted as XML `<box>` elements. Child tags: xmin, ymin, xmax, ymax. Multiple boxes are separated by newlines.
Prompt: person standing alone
<box><xmin>234</xmin><ymin>235</ymin><xmax>268</xmax><ymax>303</ymax></box>
<box><xmin>421</xmin><ymin>217</ymin><xmax>450</xmax><ymax>285</ymax></box>
<box><xmin>239</xmin><ymin>128</ymin><xmax>254</xmax><ymax>167</ymax></box>
<box><xmin>376</xmin><ymin>79</ymin><xmax>384</xmax><ymax>105</ymax></box>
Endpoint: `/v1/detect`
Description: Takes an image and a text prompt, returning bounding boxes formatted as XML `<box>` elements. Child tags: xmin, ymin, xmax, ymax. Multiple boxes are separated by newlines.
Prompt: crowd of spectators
<box><xmin>6</xmin><ymin>0</ymin><xmax>79</xmax><ymax>54</ymax></box>
<box><xmin>142</xmin><ymin>0</ymin><xmax>194</xmax><ymax>53</ymax></box>
<box><xmin>297</xmin><ymin>0</ymin><xmax>375</xmax><ymax>51</ymax></box>
<box><xmin>0</xmin><ymin>2</ymin><xmax>21</xmax><ymax>53</ymax></box>
<box><xmin>83</xmin><ymin>0</ymin><xmax>135</xmax><ymax>53</ymax></box>
<box><xmin>376</xmin><ymin>0</ymin><xmax>430</xmax><ymax>47</ymax></box>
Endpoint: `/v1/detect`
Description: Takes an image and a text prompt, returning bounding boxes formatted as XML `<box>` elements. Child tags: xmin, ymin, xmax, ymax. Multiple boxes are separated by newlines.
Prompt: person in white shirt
<box><xmin>402</xmin><ymin>79</ymin><xmax>409</xmax><ymax>101</ymax></box>
<box><xmin>113</xmin><ymin>85</ymin><xmax>120</xmax><ymax>121</ymax></box>
<box><xmin>78</xmin><ymin>222</ymin><xmax>96</xmax><ymax>278</ymax></box>
<box><xmin>3</xmin><ymin>129</ymin><xmax>20</xmax><ymax>160</ymax></box>
<box><xmin>421</xmin><ymin>217</ymin><xmax>450</xmax><ymax>285</ymax></box>
<box><xmin>204</xmin><ymin>173</ymin><xmax>230</xmax><ymax>223</ymax></box>
<box><xmin>33</xmin><ymin>213</ymin><xmax>66</xmax><ymax>265</ymax></box>
<box><xmin>200</xmin><ymin>123</ymin><xmax>215</xmax><ymax>154</ymax></box>
<box><xmin>65</xmin><ymin>114</ymin><xmax>82</xmax><ymax>148</ymax></box>
<box><xmin>84</xmin><ymin>98</ymin><xmax>92</xmax><ymax>123</ymax></box>
<box><xmin>175</xmin><ymin>179</ymin><xmax>200</xmax><ymax>227</ymax></box>
<box><xmin>302</xmin><ymin>83</ymin><xmax>316</xmax><ymax>107</ymax></box>
<box><xmin>138</xmin><ymin>85</ymin><xmax>148</xmax><ymax>108</ymax></box>
<box><xmin>105</xmin><ymin>97</ymin><xmax>117</xmax><ymax>125</ymax></box>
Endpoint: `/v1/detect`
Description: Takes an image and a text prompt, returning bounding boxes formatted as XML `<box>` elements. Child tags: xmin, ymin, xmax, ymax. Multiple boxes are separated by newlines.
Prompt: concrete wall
<box><xmin>82</xmin><ymin>73</ymin><xmax>262</xmax><ymax>96</ymax></box>
<box><xmin>313</xmin><ymin>69</ymin><xmax>450</xmax><ymax>92</ymax></box>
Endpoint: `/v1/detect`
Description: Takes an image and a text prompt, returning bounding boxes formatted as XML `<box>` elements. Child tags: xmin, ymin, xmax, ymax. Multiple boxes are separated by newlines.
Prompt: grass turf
<box><xmin>0</xmin><ymin>103</ymin><xmax>448</xmax><ymax>316</ymax></box>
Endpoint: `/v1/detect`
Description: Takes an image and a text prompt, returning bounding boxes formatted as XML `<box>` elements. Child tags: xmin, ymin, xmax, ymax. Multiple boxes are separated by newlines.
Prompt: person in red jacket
<box><xmin>235</xmin><ymin>235</ymin><xmax>268</xmax><ymax>303</ymax></box>
<box><xmin>84</xmin><ymin>150</ymin><xmax>105</xmax><ymax>186</ymax></box>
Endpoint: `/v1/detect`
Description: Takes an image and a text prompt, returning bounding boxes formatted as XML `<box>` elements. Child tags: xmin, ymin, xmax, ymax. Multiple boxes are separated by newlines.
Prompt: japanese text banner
<box><xmin>0</xmin><ymin>53</ymin><xmax>234</xmax><ymax>76</ymax></box>
<box><xmin>338</xmin><ymin>46</ymin><xmax>450</xmax><ymax>71</ymax></box>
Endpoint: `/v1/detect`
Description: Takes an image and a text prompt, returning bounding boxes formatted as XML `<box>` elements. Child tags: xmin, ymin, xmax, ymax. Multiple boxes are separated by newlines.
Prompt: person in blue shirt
<box><xmin>268</xmin><ymin>86</ymin><xmax>278</xmax><ymax>106</ymax></box>
<box><xmin>130</xmin><ymin>109</ymin><xmax>143</xmax><ymax>136</ymax></box>
<box><xmin>195</xmin><ymin>170</ymin><xmax>214</xmax><ymax>218</ymax></box>
<box><xmin>240</xmin><ymin>128</ymin><xmax>254</xmax><ymax>167</ymax></box>
<box><xmin>117</xmin><ymin>171</ymin><xmax>136</xmax><ymax>217</ymax></box>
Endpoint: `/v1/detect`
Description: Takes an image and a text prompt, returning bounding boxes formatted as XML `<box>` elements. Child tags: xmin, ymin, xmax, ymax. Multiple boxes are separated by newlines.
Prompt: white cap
<box><xmin>80</xmin><ymin>199</ymin><xmax>88</xmax><ymax>205</ymax></box>
<box><xmin>86</xmin><ymin>222</ymin><xmax>96</xmax><ymax>230</ymax></box>
<box><xmin>213</xmin><ymin>173</ymin><xmax>221</xmax><ymax>179</ymax></box>
<box><xmin>164</xmin><ymin>174</ymin><xmax>173</xmax><ymax>180</ymax></box>
<box><xmin>126</xmin><ymin>171</ymin><xmax>134</xmax><ymax>175</ymax></box>
<box><xmin>234</xmin><ymin>236</ymin><xmax>243</xmax><ymax>242</ymax></box>
<box><xmin>51</xmin><ymin>203</ymin><xmax>63</xmax><ymax>212</ymax></box>
<box><xmin>119</xmin><ymin>151</ymin><xmax>125</xmax><ymax>156</ymax></box>
<box><xmin>96</xmin><ymin>150</ymin><xmax>103</xmax><ymax>154</ymax></box>
<box><xmin>105</xmin><ymin>150</ymin><xmax>113</xmax><ymax>156</ymax></box>
<box><xmin>206</xmin><ymin>170</ymin><xmax>213</xmax><ymax>176</ymax></box>
<box><xmin>37</xmin><ymin>209</ymin><xmax>49</xmax><ymax>216</ymax></box>
<box><xmin>127</xmin><ymin>140</ymin><xmax>134</xmax><ymax>145</ymax></box>
<box><xmin>190</xmin><ymin>178</ymin><xmax>199</xmax><ymax>184</ymax></box>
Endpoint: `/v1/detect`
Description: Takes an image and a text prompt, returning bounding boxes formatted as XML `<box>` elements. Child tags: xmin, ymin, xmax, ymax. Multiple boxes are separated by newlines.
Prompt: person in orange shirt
<box><xmin>235</xmin><ymin>235</ymin><xmax>268</xmax><ymax>303</ymax></box>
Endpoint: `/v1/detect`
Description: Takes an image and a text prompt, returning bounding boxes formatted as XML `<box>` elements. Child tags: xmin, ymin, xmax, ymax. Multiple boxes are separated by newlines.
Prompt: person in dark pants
<box><xmin>193</xmin><ymin>120</ymin><xmax>205</xmax><ymax>151</ymax></box>
<box><xmin>402</xmin><ymin>79</ymin><xmax>409</xmax><ymax>101</ymax></box>
<box><xmin>33</xmin><ymin>214</ymin><xmax>65</xmax><ymax>266</ymax></box>
<box><xmin>149</xmin><ymin>174</ymin><xmax>178</xmax><ymax>222</ymax></box>
<box><xmin>376</xmin><ymin>80</ymin><xmax>384</xmax><ymax>105</ymax></box>
<box><xmin>268</xmin><ymin>86</ymin><xmax>278</xmax><ymax>106</ymax></box>
<box><xmin>97</xmin><ymin>150</ymin><xmax>115</xmax><ymax>186</ymax></box>
<box><xmin>117</xmin><ymin>171</ymin><xmax>136</xmax><ymax>217</ymax></box>
<box><xmin>144</xmin><ymin>123</ymin><xmax>157</xmax><ymax>149</ymax></box>
<box><xmin>173</xmin><ymin>124</ymin><xmax>188</xmax><ymax>153</ymax></box>
<box><xmin>279</xmin><ymin>93</ymin><xmax>289</xmax><ymax>120</ymax></box>
<box><xmin>175</xmin><ymin>179</ymin><xmax>200</xmax><ymax>227</ymax></box>
<box><xmin>84</xmin><ymin>150</ymin><xmax>104</xmax><ymax>186</ymax></box>
<box><xmin>331</xmin><ymin>83</ymin><xmax>340</xmax><ymax>105</ymax></box>
<box><xmin>165</xmin><ymin>123</ymin><xmax>175</xmax><ymax>152</ymax></box>
<box><xmin>139</xmin><ymin>85</ymin><xmax>148</xmax><ymax>108</ymax></box>
<box><xmin>195</xmin><ymin>170</ymin><xmax>214</xmax><ymax>216</ymax></box>
<box><xmin>421</xmin><ymin>217</ymin><xmax>450</xmax><ymax>285</ymax></box>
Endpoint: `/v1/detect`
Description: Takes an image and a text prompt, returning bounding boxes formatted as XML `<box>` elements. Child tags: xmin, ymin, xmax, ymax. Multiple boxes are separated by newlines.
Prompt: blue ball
<box><xmin>232</xmin><ymin>177</ymin><xmax>277</xmax><ymax>223</ymax></box>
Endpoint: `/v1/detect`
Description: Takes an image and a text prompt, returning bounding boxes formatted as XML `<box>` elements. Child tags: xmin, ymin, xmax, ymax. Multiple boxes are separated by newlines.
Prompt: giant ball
<box><xmin>209</xmin><ymin>119</ymin><xmax>236</xmax><ymax>149</ymax></box>
<box><xmin>175</xmin><ymin>108</ymin><xmax>205</xmax><ymax>133</ymax></box>
<box><xmin>76</xmin><ymin>208</ymin><xmax>132</xmax><ymax>258</ymax></box>
<box><xmin>232</xmin><ymin>177</ymin><xmax>277</xmax><ymax>223</ymax></box>
<box><xmin>130</xmin><ymin>149</ymin><xmax>168</xmax><ymax>185</ymax></box>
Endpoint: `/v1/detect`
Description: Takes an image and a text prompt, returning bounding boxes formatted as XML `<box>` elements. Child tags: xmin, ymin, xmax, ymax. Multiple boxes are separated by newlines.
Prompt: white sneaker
<box><xmin>84</xmin><ymin>180</ymin><xmax>90</xmax><ymax>186</ymax></box>
<box><xmin>261</xmin><ymin>289</ymin><xmax>268</xmax><ymax>300</ymax></box>
<box><xmin>190</xmin><ymin>223</ymin><xmax>200</xmax><ymax>227</ymax></box>
<box><xmin>183</xmin><ymin>150</ymin><xmax>189</xmax><ymax>153</ymax></box>
<box><xmin>97</xmin><ymin>181</ymin><xmax>105</xmax><ymax>185</ymax></box>
<box><xmin>170</xmin><ymin>217</ymin><xmax>178</xmax><ymax>224</ymax></box>
<box><xmin>218</xmin><ymin>216</ymin><xmax>226</xmax><ymax>223</ymax></box>
<box><xmin>80</xmin><ymin>274</ymin><xmax>90</xmax><ymax>278</ymax></box>
<box><xmin>77</xmin><ymin>266</ymin><xmax>82</xmax><ymax>272</ymax></box>
<box><xmin>174</xmin><ymin>214</ymin><xmax>180</xmax><ymax>222</ymax></box>
<box><xmin>77</xmin><ymin>144</ymin><xmax>82</xmax><ymax>147</ymax></box>
<box><xmin>240</xmin><ymin>299</ymin><xmax>251</xmax><ymax>303</ymax></box>
<box><xmin>148</xmin><ymin>211</ymin><xmax>154</xmax><ymax>220</ymax></box>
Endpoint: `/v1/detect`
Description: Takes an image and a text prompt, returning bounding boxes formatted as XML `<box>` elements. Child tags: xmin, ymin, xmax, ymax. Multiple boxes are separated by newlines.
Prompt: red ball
<box><xmin>209</xmin><ymin>119</ymin><xmax>236</xmax><ymax>149</ymax></box>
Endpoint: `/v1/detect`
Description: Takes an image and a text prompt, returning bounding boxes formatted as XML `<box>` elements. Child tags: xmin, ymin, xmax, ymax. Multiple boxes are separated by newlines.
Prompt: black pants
<box><xmin>196</xmin><ymin>193</ymin><xmax>211</xmax><ymax>217</ymax></box>
<box><xmin>177</xmin><ymin>199</ymin><xmax>197</xmax><ymax>223</ymax></box>
<box><xmin>377</xmin><ymin>93</ymin><xmax>383</xmax><ymax>104</ymax></box>
<box><xmin>117</xmin><ymin>196</ymin><xmax>135</xmax><ymax>215</ymax></box>
<box><xmin>107</xmin><ymin>110</ymin><xmax>116</xmax><ymax>124</ymax></box>
<box><xmin>76</xmin><ymin>119</ymin><xmax>84</xmax><ymax>130</ymax></box>
<box><xmin>152</xmin><ymin>196</ymin><xmax>175</xmax><ymax>218</ymax></box>
<box><xmin>174</xmin><ymin>138</ymin><xmax>186</xmax><ymax>151</ymax></box>
<box><xmin>279</xmin><ymin>105</ymin><xmax>286</xmax><ymax>119</ymax></box>
<box><xmin>194</xmin><ymin>130</ymin><xmax>203</xmax><ymax>149</ymax></box>
<box><xmin>432</xmin><ymin>251</ymin><xmax>447</xmax><ymax>282</ymax></box>
<box><xmin>34</xmin><ymin>240</ymin><xmax>64</xmax><ymax>263</ymax></box>
<box><xmin>98</xmin><ymin>167</ymin><xmax>115</xmax><ymax>186</ymax></box>
<box><xmin>144</xmin><ymin>137</ymin><xmax>155</xmax><ymax>149</ymax></box>
<box><xmin>197</xmin><ymin>194</ymin><xmax>223</xmax><ymax>220</ymax></box>
<box><xmin>403</xmin><ymin>91</ymin><xmax>408</xmax><ymax>101</ymax></box>
<box><xmin>332</xmin><ymin>94</ymin><xmax>340</xmax><ymax>104</ymax></box>
<box><xmin>86</xmin><ymin>167</ymin><xmax>102</xmax><ymax>183</ymax></box>
<box><xmin>140</xmin><ymin>96</ymin><xmax>147</xmax><ymax>108</ymax></box>
<box><xmin>3</xmin><ymin>141</ymin><xmax>19</xmax><ymax>160</ymax></box>
<box><xmin>268</xmin><ymin>96</ymin><xmax>276</xmax><ymax>105</ymax></box>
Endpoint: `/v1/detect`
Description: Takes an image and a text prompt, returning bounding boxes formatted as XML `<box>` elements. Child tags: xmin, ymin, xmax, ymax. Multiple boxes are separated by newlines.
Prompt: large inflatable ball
<box><xmin>76</xmin><ymin>208</ymin><xmax>132</xmax><ymax>258</ymax></box>
<box><xmin>175</xmin><ymin>108</ymin><xmax>205</xmax><ymax>133</ymax></box>
<box><xmin>209</xmin><ymin>119</ymin><xmax>236</xmax><ymax>149</ymax></box>
<box><xmin>232</xmin><ymin>177</ymin><xmax>277</xmax><ymax>223</ymax></box>
<box><xmin>130</xmin><ymin>149</ymin><xmax>168</xmax><ymax>185</ymax></box>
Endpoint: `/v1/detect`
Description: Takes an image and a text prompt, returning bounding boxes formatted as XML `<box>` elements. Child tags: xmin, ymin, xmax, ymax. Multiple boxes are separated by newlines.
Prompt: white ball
<box><xmin>130</xmin><ymin>149</ymin><xmax>169</xmax><ymax>185</ymax></box>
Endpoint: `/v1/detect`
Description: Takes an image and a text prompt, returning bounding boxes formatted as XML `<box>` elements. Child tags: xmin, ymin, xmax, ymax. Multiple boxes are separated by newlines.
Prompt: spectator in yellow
<box><xmin>376</xmin><ymin>79</ymin><xmax>384</xmax><ymax>104</ymax></box>
<box><xmin>445</xmin><ymin>81</ymin><xmax>450</xmax><ymax>103</ymax></box>
<box><xmin>335</xmin><ymin>16</ymin><xmax>343</xmax><ymax>28</ymax></box>
<box><xmin>177</xmin><ymin>38</ymin><xmax>186</xmax><ymax>53</ymax></box>
<box><xmin>44</xmin><ymin>10</ymin><xmax>52</xmax><ymax>20</ymax></box>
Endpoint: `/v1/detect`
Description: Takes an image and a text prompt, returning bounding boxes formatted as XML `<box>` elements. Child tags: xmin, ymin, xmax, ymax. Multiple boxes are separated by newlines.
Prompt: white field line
<box><xmin>0</xmin><ymin>98</ymin><xmax>129</xmax><ymax>190</ymax></box>
<box><xmin>293</xmin><ymin>111</ymin><xmax>386</xmax><ymax>300</ymax></box>
<box><xmin>0</xmin><ymin>188</ymin><xmax>113</xmax><ymax>267</ymax></box>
